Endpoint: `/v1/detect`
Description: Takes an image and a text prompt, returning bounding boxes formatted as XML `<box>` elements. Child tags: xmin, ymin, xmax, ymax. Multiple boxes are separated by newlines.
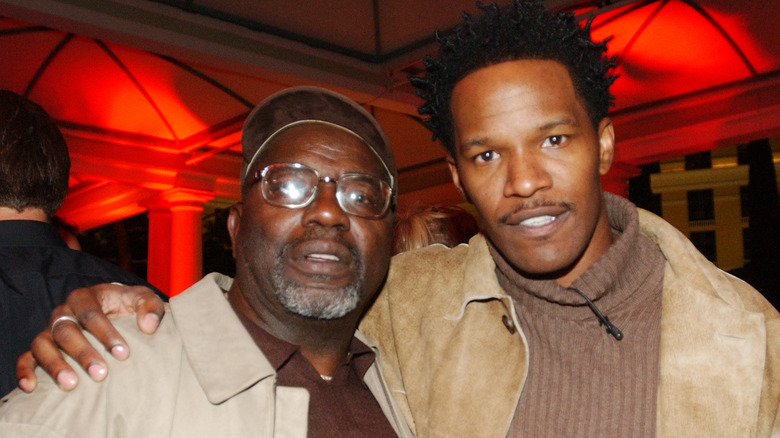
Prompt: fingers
<box><xmin>17</xmin><ymin>283</ymin><xmax>166</xmax><ymax>392</ymax></box>
<box><xmin>26</xmin><ymin>329</ymin><xmax>80</xmax><ymax>391</ymax></box>
<box><xmin>51</xmin><ymin>304</ymin><xmax>114</xmax><ymax>381</ymax></box>
<box><xmin>96</xmin><ymin>284</ymin><xmax>165</xmax><ymax>334</ymax></box>
<box><xmin>127</xmin><ymin>286</ymin><xmax>165</xmax><ymax>334</ymax></box>
<box><xmin>65</xmin><ymin>286</ymin><xmax>129</xmax><ymax>361</ymax></box>
<box><xmin>16</xmin><ymin>351</ymin><xmax>38</xmax><ymax>393</ymax></box>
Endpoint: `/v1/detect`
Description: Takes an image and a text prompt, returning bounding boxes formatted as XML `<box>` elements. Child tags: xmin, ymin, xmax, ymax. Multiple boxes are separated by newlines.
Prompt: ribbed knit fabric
<box><xmin>491</xmin><ymin>194</ymin><xmax>665</xmax><ymax>437</ymax></box>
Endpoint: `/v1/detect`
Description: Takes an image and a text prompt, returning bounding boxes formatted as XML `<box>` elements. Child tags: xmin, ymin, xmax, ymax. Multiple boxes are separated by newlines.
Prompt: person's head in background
<box><xmin>393</xmin><ymin>204</ymin><xmax>479</xmax><ymax>255</ymax></box>
<box><xmin>0</xmin><ymin>90</ymin><xmax>70</xmax><ymax>222</ymax></box>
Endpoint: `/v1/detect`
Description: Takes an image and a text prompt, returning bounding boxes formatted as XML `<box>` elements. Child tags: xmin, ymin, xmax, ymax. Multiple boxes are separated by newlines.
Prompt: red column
<box><xmin>146</xmin><ymin>189</ymin><xmax>213</xmax><ymax>296</ymax></box>
<box><xmin>601</xmin><ymin>162</ymin><xmax>640</xmax><ymax>198</ymax></box>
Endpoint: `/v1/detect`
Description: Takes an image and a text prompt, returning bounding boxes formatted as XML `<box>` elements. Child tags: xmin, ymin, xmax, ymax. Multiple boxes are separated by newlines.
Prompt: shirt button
<box><xmin>502</xmin><ymin>315</ymin><xmax>516</xmax><ymax>334</ymax></box>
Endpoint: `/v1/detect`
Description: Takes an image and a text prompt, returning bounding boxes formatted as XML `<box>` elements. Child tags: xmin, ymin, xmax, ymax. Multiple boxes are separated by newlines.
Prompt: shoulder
<box><xmin>64</xmin><ymin>251</ymin><xmax>155</xmax><ymax>287</ymax></box>
<box><xmin>386</xmin><ymin>243</ymin><xmax>470</xmax><ymax>299</ymax></box>
<box><xmin>375</xmin><ymin>236</ymin><xmax>495</xmax><ymax>318</ymax></box>
<box><xmin>389</xmin><ymin>242</ymin><xmax>471</xmax><ymax>280</ymax></box>
<box><xmin>638</xmin><ymin>208</ymin><xmax>777</xmax><ymax>315</ymax></box>
<box><xmin>0</xmin><ymin>314</ymin><xmax>183</xmax><ymax>436</ymax></box>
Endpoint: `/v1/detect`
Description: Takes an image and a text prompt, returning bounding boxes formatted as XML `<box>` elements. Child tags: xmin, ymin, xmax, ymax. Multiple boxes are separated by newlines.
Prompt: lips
<box><xmin>501</xmin><ymin>204</ymin><xmax>568</xmax><ymax>226</ymax></box>
<box><xmin>285</xmin><ymin>238</ymin><xmax>354</xmax><ymax>276</ymax></box>
<box><xmin>500</xmin><ymin>202</ymin><xmax>571</xmax><ymax>238</ymax></box>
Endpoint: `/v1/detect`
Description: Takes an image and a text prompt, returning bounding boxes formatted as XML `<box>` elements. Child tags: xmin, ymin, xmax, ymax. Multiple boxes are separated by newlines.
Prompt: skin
<box><xmin>447</xmin><ymin>59</ymin><xmax>615</xmax><ymax>287</ymax></box>
<box><xmin>227</xmin><ymin>123</ymin><xmax>394</xmax><ymax>375</ymax></box>
<box><xmin>0</xmin><ymin>207</ymin><xmax>49</xmax><ymax>222</ymax></box>
<box><xmin>16</xmin><ymin>122</ymin><xmax>394</xmax><ymax>390</ymax></box>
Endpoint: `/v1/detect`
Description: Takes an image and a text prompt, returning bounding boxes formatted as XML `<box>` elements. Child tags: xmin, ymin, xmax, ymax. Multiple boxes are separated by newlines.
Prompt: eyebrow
<box><xmin>538</xmin><ymin>117</ymin><xmax>578</xmax><ymax>131</ymax></box>
<box><xmin>461</xmin><ymin>117</ymin><xmax>579</xmax><ymax>147</ymax></box>
<box><xmin>461</xmin><ymin>137</ymin><xmax>488</xmax><ymax>147</ymax></box>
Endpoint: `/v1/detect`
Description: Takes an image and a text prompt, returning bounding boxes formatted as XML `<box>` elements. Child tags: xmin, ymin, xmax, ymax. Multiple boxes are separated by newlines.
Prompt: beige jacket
<box><xmin>0</xmin><ymin>273</ymin><xmax>413</xmax><ymax>438</ymax></box>
<box><xmin>361</xmin><ymin>208</ymin><xmax>780</xmax><ymax>438</ymax></box>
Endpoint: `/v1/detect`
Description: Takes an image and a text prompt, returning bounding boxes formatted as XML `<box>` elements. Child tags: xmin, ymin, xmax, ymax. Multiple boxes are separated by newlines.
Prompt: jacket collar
<box><xmin>170</xmin><ymin>273</ymin><xmax>276</xmax><ymax>404</ymax></box>
<box><xmin>444</xmin><ymin>235</ymin><xmax>510</xmax><ymax>321</ymax></box>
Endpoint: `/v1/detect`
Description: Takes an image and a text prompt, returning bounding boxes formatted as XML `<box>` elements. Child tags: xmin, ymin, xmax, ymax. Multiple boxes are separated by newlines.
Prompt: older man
<box><xmin>0</xmin><ymin>87</ymin><xmax>412</xmax><ymax>437</ymax></box>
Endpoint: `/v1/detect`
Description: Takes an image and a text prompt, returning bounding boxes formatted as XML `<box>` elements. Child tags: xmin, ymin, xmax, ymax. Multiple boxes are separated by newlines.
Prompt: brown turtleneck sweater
<box><xmin>490</xmin><ymin>194</ymin><xmax>666</xmax><ymax>437</ymax></box>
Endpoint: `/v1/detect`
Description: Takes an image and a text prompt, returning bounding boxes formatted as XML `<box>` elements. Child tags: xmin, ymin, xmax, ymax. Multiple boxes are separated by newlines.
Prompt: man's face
<box><xmin>229</xmin><ymin>123</ymin><xmax>394</xmax><ymax>321</ymax></box>
<box><xmin>448</xmin><ymin>59</ymin><xmax>615</xmax><ymax>286</ymax></box>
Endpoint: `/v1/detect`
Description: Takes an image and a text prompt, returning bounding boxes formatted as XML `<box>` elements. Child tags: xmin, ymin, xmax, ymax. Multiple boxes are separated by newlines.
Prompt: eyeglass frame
<box><xmin>249</xmin><ymin>162</ymin><xmax>395</xmax><ymax>218</ymax></box>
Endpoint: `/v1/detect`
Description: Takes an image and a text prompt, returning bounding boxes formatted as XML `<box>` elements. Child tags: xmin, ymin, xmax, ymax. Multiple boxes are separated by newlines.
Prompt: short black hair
<box><xmin>412</xmin><ymin>0</ymin><xmax>617</xmax><ymax>157</ymax></box>
<box><xmin>0</xmin><ymin>90</ymin><xmax>70</xmax><ymax>215</ymax></box>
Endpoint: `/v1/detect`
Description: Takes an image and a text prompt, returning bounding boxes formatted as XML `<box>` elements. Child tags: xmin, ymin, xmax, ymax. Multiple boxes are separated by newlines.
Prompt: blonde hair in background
<box><xmin>393</xmin><ymin>205</ymin><xmax>479</xmax><ymax>255</ymax></box>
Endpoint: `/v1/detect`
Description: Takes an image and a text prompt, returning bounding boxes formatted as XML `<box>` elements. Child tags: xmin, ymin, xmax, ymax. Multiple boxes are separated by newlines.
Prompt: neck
<box><xmin>0</xmin><ymin>207</ymin><xmax>49</xmax><ymax>222</ymax></box>
<box><xmin>226</xmin><ymin>281</ymin><xmax>357</xmax><ymax>377</ymax></box>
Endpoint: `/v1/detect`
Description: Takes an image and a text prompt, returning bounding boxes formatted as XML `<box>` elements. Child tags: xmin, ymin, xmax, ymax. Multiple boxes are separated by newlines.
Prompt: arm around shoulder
<box><xmin>1</xmin><ymin>314</ymin><xmax>181</xmax><ymax>438</ymax></box>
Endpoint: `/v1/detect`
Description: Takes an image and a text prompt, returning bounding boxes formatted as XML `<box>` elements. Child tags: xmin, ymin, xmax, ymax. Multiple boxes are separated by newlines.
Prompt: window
<box><xmin>740</xmin><ymin>185</ymin><xmax>750</xmax><ymax>219</ymax></box>
<box><xmin>687</xmin><ymin>189</ymin><xmax>714</xmax><ymax>221</ymax></box>
<box><xmin>737</xmin><ymin>144</ymin><xmax>749</xmax><ymax>166</ymax></box>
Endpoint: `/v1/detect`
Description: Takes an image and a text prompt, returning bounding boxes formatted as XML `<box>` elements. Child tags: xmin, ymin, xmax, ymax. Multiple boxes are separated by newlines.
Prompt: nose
<box><xmin>503</xmin><ymin>150</ymin><xmax>552</xmax><ymax>198</ymax></box>
<box><xmin>301</xmin><ymin>180</ymin><xmax>350</xmax><ymax>230</ymax></box>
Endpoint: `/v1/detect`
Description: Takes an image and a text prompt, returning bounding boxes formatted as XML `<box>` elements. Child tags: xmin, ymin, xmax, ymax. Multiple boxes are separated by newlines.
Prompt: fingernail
<box><xmin>110</xmin><ymin>344</ymin><xmax>128</xmax><ymax>360</ymax></box>
<box><xmin>18</xmin><ymin>378</ymin><xmax>33</xmax><ymax>393</ymax></box>
<box><xmin>141</xmin><ymin>313</ymin><xmax>160</xmax><ymax>333</ymax></box>
<box><xmin>87</xmin><ymin>363</ymin><xmax>107</xmax><ymax>381</ymax></box>
<box><xmin>57</xmin><ymin>370</ymin><xmax>77</xmax><ymax>390</ymax></box>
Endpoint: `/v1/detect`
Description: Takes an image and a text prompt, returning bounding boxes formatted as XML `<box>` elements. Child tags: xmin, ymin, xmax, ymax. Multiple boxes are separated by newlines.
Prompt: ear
<box><xmin>227</xmin><ymin>203</ymin><xmax>243</xmax><ymax>259</ymax></box>
<box><xmin>597</xmin><ymin>117</ymin><xmax>615</xmax><ymax>176</ymax></box>
<box><xmin>446</xmin><ymin>154</ymin><xmax>470</xmax><ymax>203</ymax></box>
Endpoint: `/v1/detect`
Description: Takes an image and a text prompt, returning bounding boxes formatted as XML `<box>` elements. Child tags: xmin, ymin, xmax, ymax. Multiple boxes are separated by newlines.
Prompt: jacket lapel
<box><xmin>426</xmin><ymin>236</ymin><xmax>528</xmax><ymax>438</ymax></box>
<box><xmin>171</xmin><ymin>273</ymin><xmax>276</xmax><ymax>404</ymax></box>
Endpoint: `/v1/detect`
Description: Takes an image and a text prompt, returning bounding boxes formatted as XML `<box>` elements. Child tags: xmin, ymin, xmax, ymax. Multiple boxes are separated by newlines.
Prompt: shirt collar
<box><xmin>0</xmin><ymin>220</ymin><xmax>67</xmax><ymax>248</ymax></box>
<box><xmin>235</xmin><ymin>307</ymin><xmax>377</xmax><ymax>384</ymax></box>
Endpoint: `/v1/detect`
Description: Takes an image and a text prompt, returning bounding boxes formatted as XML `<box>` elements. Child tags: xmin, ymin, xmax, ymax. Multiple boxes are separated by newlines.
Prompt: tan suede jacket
<box><xmin>0</xmin><ymin>273</ymin><xmax>413</xmax><ymax>438</ymax></box>
<box><xmin>361</xmin><ymin>208</ymin><xmax>780</xmax><ymax>438</ymax></box>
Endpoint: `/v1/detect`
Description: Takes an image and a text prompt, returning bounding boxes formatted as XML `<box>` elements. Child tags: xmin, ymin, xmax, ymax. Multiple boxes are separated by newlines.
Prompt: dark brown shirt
<box><xmin>235</xmin><ymin>312</ymin><xmax>397</xmax><ymax>438</ymax></box>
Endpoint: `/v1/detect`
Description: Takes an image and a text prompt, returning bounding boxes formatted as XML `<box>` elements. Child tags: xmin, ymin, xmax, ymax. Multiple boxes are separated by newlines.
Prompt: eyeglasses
<box><xmin>251</xmin><ymin>162</ymin><xmax>393</xmax><ymax>218</ymax></box>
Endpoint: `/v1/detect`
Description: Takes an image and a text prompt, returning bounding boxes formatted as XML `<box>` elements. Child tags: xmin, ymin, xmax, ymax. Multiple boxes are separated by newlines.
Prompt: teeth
<box><xmin>520</xmin><ymin>215</ymin><xmax>555</xmax><ymax>227</ymax></box>
<box><xmin>309</xmin><ymin>253</ymin><xmax>339</xmax><ymax>261</ymax></box>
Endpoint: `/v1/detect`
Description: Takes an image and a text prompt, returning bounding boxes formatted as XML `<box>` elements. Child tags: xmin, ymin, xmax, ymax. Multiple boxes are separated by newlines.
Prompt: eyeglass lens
<box><xmin>258</xmin><ymin>163</ymin><xmax>390</xmax><ymax>218</ymax></box>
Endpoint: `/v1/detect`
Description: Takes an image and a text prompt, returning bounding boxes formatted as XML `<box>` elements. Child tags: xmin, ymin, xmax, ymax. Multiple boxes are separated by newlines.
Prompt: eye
<box><xmin>542</xmin><ymin>135</ymin><xmax>567</xmax><ymax>148</ymax></box>
<box><xmin>345</xmin><ymin>191</ymin><xmax>372</xmax><ymax>206</ymax></box>
<box><xmin>473</xmin><ymin>150</ymin><xmax>499</xmax><ymax>163</ymax></box>
<box><xmin>339</xmin><ymin>175</ymin><xmax>387</xmax><ymax>210</ymax></box>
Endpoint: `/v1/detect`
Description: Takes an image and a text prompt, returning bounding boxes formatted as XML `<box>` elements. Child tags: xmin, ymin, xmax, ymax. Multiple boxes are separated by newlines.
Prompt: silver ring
<box><xmin>50</xmin><ymin>315</ymin><xmax>80</xmax><ymax>334</ymax></box>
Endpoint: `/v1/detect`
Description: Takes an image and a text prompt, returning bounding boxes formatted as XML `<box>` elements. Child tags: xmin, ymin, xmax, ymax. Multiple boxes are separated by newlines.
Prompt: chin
<box><xmin>510</xmin><ymin>251</ymin><xmax>578</xmax><ymax>279</ymax></box>
<box><xmin>276</xmin><ymin>285</ymin><xmax>362</xmax><ymax>320</ymax></box>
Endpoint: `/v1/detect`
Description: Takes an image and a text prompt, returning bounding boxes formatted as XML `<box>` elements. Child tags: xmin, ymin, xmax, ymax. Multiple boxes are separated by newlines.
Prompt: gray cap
<box><xmin>241</xmin><ymin>86</ymin><xmax>396</xmax><ymax>190</ymax></box>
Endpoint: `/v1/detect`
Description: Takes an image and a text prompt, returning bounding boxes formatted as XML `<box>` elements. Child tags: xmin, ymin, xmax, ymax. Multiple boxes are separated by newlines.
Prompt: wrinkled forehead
<box><xmin>251</xmin><ymin>122</ymin><xmax>388</xmax><ymax>177</ymax></box>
